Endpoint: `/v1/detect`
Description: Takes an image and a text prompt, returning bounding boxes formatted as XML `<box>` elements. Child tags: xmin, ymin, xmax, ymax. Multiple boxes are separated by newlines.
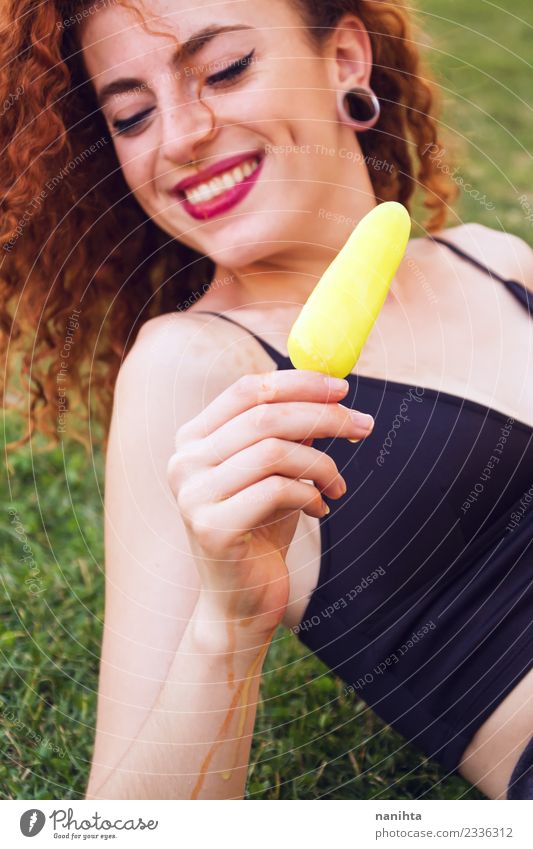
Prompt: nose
<box><xmin>158</xmin><ymin>89</ymin><xmax>217</xmax><ymax>163</ymax></box>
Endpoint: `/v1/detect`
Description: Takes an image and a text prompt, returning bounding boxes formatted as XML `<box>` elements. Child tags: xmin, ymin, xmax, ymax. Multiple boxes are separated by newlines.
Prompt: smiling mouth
<box><xmin>180</xmin><ymin>155</ymin><xmax>263</xmax><ymax>206</ymax></box>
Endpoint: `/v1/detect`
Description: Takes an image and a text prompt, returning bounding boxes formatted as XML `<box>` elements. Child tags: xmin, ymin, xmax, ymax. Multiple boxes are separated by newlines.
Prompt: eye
<box><xmin>110</xmin><ymin>49</ymin><xmax>256</xmax><ymax>137</ymax></box>
<box><xmin>112</xmin><ymin>107</ymin><xmax>155</xmax><ymax>137</ymax></box>
<box><xmin>205</xmin><ymin>49</ymin><xmax>256</xmax><ymax>88</ymax></box>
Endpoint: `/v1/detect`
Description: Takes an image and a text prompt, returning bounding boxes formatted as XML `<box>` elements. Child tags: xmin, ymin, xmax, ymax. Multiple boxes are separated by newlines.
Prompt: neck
<box><xmin>212</xmin><ymin>198</ymin><xmax>383</xmax><ymax>311</ymax></box>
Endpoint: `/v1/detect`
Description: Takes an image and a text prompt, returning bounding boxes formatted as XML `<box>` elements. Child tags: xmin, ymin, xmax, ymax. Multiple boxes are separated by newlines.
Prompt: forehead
<box><xmin>81</xmin><ymin>0</ymin><xmax>297</xmax><ymax>57</ymax></box>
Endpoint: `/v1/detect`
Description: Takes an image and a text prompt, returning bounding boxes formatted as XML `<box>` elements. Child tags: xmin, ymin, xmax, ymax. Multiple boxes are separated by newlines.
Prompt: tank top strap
<box><xmin>429</xmin><ymin>235</ymin><xmax>533</xmax><ymax>315</ymax></box>
<box><xmin>191</xmin><ymin>310</ymin><xmax>292</xmax><ymax>369</ymax></box>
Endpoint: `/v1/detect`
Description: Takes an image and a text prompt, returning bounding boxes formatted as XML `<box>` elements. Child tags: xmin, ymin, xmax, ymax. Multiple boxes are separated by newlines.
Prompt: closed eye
<box><xmin>112</xmin><ymin>107</ymin><xmax>155</xmax><ymax>137</ymax></box>
<box><xmin>111</xmin><ymin>49</ymin><xmax>256</xmax><ymax>137</ymax></box>
<box><xmin>205</xmin><ymin>49</ymin><xmax>256</xmax><ymax>87</ymax></box>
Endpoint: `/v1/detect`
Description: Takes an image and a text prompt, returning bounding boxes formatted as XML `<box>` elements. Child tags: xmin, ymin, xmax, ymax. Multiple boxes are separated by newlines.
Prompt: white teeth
<box><xmin>185</xmin><ymin>157</ymin><xmax>261</xmax><ymax>205</ymax></box>
<box><xmin>196</xmin><ymin>185</ymin><xmax>209</xmax><ymax>203</ymax></box>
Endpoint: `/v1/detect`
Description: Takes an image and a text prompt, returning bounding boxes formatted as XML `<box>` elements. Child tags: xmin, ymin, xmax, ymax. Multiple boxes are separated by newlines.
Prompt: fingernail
<box><xmin>350</xmin><ymin>411</ymin><xmax>374</xmax><ymax>431</ymax></box>
<box><xmin>323</xmin><ymin>503</ymin><xmax>330</xmax><ymax>515</ymax></box>
<box><xmin>348</xmin><ymin>437</ymin><xmax>361</xmax><ymax>444</ymax></box>
<box><xmin>324</xmin><ymin>376</ymin><xmax>349</xmax><ymax>393</ymax></box>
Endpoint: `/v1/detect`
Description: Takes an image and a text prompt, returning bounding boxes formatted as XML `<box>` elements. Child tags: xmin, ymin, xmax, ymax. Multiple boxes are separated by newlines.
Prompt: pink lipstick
<box><xmin>170</xmin><ymin>151</ymin><xmax>265</xmax><ymax>221</ymax></box>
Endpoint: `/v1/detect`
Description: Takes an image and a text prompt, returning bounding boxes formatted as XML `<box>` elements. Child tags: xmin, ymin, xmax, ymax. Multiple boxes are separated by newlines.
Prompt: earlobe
<box><xmin>337</xmin><ymin>86</ymin><xmax>381</xmax><ymax>131</ymax></box>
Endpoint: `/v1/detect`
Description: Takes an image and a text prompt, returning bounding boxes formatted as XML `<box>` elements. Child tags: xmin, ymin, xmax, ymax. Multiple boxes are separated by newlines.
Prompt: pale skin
<box><xmin>81</xmin><ymin>0</ymin><xmax>533</xmax><ymax>799</ymax></box>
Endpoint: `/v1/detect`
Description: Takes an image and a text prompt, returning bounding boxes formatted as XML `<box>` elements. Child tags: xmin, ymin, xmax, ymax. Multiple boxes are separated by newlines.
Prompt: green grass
<box><xmin>413</xmin><ymin>0</ymin><xmax>533</xmax><ymax>237</ymax></box>
<box><xmin>1</xmin><ymin>426</ymin><xmax>105</xmax><ymax>799</ymax></box>
<box><xmin>2</xmin><ymin>0</ymin><xmax>531</xmax><ymax>799</ymax></box>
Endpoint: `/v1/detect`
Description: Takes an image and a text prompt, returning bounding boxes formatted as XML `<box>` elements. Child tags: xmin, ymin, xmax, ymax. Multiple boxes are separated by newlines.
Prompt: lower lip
<box><xmin>177</xmin><ymin>157</ymin><xmax>265</xmax><ymax>221</ymax></box>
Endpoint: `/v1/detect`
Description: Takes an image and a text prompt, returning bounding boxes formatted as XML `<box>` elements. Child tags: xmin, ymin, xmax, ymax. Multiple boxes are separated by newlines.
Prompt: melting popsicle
<box><xmin>287</xmin><ymin>202</ymin><xmax>411</xmax><ymax>378</ymax></box>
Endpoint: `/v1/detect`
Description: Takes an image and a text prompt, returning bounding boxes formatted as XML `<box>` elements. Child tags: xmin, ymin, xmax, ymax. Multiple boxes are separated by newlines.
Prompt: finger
<box><xmin>193</xmin><ymin>476</ymin><xmax>327</xmax><ymax>553</ymax></box>
<box><xmin>177</xmin><ymin>369</ymin><xmax>349</xmax><ymax>446</ymax></box>
<box><xmin>206</xmin><ymin>439</ymin><xmax>344</xmax><ymax>502</ymax></box>
<box><xmin>201</xmin><ymin>400</ymin><xmax>374</xmax><ymax>465</ymax></box>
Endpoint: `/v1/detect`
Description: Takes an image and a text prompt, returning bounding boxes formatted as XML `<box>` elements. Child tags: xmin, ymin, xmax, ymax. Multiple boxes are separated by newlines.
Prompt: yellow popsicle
<box><xmin>287</xmin><ymin>202</ymin><xmax>411</xmax><ymax>378</ymax></box>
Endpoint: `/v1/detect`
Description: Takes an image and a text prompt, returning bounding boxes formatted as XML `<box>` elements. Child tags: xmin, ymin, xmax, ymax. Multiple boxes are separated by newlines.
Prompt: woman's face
<box><xmin>81</xmin><ymin>0</ymin><xmax>373</xmax><ymax>269</ymax></box>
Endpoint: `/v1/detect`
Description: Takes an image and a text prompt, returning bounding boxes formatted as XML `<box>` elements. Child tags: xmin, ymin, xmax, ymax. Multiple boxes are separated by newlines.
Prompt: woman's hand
<box><xmin>167</xmin><ymin>369</ymin><xmax>374</xmax><ymax>639</ymax></box>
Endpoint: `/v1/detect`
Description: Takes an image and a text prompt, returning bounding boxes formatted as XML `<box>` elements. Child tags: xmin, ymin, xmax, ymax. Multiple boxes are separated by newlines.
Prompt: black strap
<box><xmin>430</xmin><ymin>236</ymin><xmax>532</xmax><ymax>314</ymax></box>
<box><xmin>192</xmin><ymin>310</ymin><xmax>290</xmax><ymax>368</ymax></box>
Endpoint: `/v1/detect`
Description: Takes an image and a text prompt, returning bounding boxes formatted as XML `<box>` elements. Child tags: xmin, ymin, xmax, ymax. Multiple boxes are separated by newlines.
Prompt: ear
<box><xmin>325</xmin><ymin>14</ymin><xmax>373</xmax><ymax>89</ymax></box>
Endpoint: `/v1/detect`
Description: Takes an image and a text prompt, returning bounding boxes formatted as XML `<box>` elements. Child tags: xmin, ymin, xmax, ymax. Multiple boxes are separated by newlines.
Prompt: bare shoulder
<box><xmin>131</xmin><ymin>310</ymin><xmax>227</xmax><ymax>371</ymax></box>
<box><xmin>431</xmin><ymin>222</ymin><xmax>533</xmax><ymax>292</ymax></box>
<box><xmin>115</xmin><ymin>309</ymin><xmax>272</xmax><ymax>427</ymax></box>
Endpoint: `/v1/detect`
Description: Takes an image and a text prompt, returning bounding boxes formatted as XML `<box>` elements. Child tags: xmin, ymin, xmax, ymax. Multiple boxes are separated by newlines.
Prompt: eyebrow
<box><xmin>95</xmin><ymin>23</ymin><xmax>254</xmax><ymax>108</ymax></box>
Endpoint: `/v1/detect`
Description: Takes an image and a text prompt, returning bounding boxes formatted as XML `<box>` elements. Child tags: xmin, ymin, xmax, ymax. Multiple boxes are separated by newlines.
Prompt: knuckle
<box><xmin>187</xmin><ymin>438</ymin><xmax>209</xmax><ymax>465</ymax></box>
<box><xmin>167</xmin><ymin>452</ymin><xmax>185</xmax><ymax>491</ymax></box>
<box><xmin>189</xmin><ymin>507</ymin><xmax>212</xmax><ymax>544</ymax></box>
<box><xmin>341</xmin><ymin>406</ymin><xmax>354</xmax><ymax>428</ymax></box>
<box><xmin>235</xmin><ymin>371</ymin><xmax>278</xmax><ymax>404</ymax></box>
<box><xmin>266</xmin><ymin>474</ymin><xmax>287</xmax><ymax>501</ymax></box>
<box><xmin>253</xmin><ymin>403</ymin><xmax>274</xmax><ymax>432</ymax></box>
<box><xmin>174</xmin><ymin>420</ymin><xmax>193</xmax><ymax>451</ymax></box>
<box><xmin>234</xmin><ymin>372</ymin><xmax>256</xmax><ymax>397</ymax></box>
<box><xmin>261</xmin><ymin>436</ymin><xmax>284</xmax><ymax>465</ymax></box>
<box><xmin>167</xmin><ymin>443</ymin><xmax>202</xmax><ymax>492</ymax></box>
<box><xmin>325</xmin><ymin>453</ymin><xmax>339</xmax><ymax>478</ymax></box>
<box><xmin>256</xmin><ymin>371</ymin><xmax>280</xmax><ymax>403</ymax></box>
<box><xmin>175</xmin><ymin>483</ymin><xmax>191</xmax><ymax>516</ymax></box>
<box><xmin>185</xmin><ymin>471</ymin><xmax>212</xmax><ymax>506</ymax></box>
<box><xmin>330</xmin><ymin>405</ymin><xmax>351</xmax><ymax>434</ymax></box>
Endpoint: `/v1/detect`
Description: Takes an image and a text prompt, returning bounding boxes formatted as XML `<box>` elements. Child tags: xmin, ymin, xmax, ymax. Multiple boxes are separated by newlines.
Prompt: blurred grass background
<box><xmin>2</xmin><ymin>0</ymin><xmax>531</xmax><ymax>799</ymax></box>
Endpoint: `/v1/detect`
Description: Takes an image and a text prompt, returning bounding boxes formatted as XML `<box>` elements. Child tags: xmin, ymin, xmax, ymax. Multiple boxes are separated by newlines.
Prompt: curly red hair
<box><xmin>1</xmin><ymin>0</ymin><xmax>457</xmax><ymax>454</ymax></box>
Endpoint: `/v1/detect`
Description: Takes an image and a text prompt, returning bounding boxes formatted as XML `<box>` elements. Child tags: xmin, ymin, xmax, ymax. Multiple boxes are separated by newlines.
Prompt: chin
<box><xmin>198</xmin><ymin>220</ymin><xmax>285</xmax><ymax>269</ymax></box>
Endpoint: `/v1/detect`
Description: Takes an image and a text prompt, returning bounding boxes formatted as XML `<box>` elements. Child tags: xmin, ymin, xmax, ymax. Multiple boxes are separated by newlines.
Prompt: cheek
<box><xmin>116</xmin><ymin>148</ymin><xmax>151</xmax><ymax>197</ymax></box>
<box><xmin>116</xmin><ymin>156</ymin><xmax>166</xmax><ymax>226</ymax></box>
<box><xmin>267</xmin><ymin>77</ymin><xmax>336</xmax><ymax>141</ymax></box>
<box><xmin>212</xmin><ymin>54</ymin><xmax>330</xmax><ymax>128</ymax></box>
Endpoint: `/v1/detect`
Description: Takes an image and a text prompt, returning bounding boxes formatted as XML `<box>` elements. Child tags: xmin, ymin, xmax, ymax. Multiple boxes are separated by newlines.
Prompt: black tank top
<box><xmin>193</xmin><ymin>237</ymin><xmax>533</xmax><ymax>772</ymax></box>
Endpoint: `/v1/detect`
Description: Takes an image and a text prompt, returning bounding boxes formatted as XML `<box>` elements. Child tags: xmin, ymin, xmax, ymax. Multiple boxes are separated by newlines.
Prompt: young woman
<box><xmin>2</xmin><ymin>0</ymin><xmax>531</xmax><ymax>800</ymax></box>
